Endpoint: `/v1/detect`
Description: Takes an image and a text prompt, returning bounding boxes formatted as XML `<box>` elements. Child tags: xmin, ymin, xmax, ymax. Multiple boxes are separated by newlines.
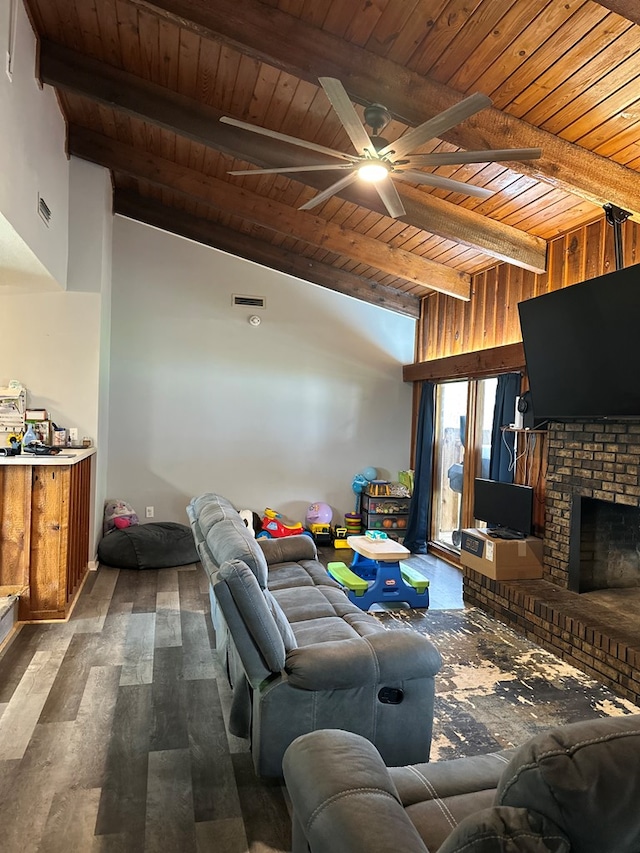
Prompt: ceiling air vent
<box><xmin>232</xmin><ymin>294</ymin><xmax>265</xmax><ymax>309</ymax></box>
<box><xmin>37</xmin><ymin>194</ymin><xmax>52</xmax><ymax>227</ymax></box>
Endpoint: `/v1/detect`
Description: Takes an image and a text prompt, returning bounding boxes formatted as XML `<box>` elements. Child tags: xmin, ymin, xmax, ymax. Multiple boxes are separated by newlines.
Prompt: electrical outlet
<box><xmin>69</xmin><ymin>428</ymin><xmax>79</xmax><ymax>443</ymax></box>
<box><xmin>146</xmin><ymin>506</ymin><xmax>154</xmax><ymax>518</ymax></box>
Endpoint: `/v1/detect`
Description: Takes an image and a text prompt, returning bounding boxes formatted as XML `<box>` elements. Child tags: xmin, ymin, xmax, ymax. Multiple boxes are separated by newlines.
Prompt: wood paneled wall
<box><xmin>418</xmin><ymin>217</ymin><xmax>639</xmax><ymax>362</ymax></box>
<box><xmin>411</xmin><ymin>216</ymin><xmax>639</xmax><ymax>544</ymax></box>
<box><xmin>0</xmin><ymin>456</ymin><xmax>93</xmax><ymax>619</ymax></box>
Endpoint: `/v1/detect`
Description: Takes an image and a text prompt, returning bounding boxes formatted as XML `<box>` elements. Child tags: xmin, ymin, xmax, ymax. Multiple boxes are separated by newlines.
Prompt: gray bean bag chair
<box><xmin>98</xmin><ymin>521</ymin><xmax>199</xmax><ymax>569</ymax></box>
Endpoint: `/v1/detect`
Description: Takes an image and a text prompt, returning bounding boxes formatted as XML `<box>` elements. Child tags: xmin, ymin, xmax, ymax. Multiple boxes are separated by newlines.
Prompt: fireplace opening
<box><xmin>569</xmin><ymin>496</ymin><xmax>640</xmax><ymax>593</ymax></box>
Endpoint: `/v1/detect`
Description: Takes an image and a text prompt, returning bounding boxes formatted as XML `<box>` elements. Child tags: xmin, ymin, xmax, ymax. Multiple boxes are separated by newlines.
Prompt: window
<box><xmin>431</xmin><ymin>377</ymin><xmax>498</xmax><ymax>553</ymax></box>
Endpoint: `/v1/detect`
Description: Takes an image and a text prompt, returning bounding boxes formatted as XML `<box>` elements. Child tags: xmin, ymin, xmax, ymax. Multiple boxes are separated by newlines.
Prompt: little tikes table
<box><xmin>327</xmin><ymin>535</ymin><xmax>429</xmax><ymax>610</ymax></box>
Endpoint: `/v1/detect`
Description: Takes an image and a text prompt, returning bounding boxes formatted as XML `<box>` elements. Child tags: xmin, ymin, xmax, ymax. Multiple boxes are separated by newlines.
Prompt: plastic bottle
<box><xmin>22</xmin><ymin>423</ymin><xmax>37</xmax><ymax>450</ymax></box>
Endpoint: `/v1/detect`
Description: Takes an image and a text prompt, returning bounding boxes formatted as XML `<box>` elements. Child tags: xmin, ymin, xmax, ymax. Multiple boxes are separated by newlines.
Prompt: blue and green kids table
<box><xmin>328</xmin><ymin>533</ymin><xmax>429</xmax><ymax>610</ymax></box>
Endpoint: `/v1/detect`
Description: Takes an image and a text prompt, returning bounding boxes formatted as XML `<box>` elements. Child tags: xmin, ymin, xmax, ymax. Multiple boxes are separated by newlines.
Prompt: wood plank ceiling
<box><xmin>23</xmin><ymin>0</ymin><xmax>640</xmax><ymax>318</ymax></box>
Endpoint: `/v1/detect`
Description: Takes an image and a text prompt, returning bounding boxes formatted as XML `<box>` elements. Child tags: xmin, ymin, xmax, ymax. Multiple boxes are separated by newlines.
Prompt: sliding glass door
<box><xmin>431</xmin><ymin>377</ymin><xmax>498</xmax><ymax>553</ymax></box>
<box><xmin>432</xmin><ymin>381</ymin><xmax>468</xmax><ymax>550</ymax></box>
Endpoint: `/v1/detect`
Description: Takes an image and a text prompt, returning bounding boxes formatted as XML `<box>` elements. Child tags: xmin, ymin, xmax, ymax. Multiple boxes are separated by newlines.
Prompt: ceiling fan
<box><xmin>220</xmin><ymin>78</ymin><xmax>542</xmax><ymax>219</ymax></box>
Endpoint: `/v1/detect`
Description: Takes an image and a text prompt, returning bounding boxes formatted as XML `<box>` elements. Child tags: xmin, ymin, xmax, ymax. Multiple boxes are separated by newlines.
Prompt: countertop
<box><xmin>0</xmin><ymin>447</ymin><xmax>96</xmax><ymax>466</ymax></box>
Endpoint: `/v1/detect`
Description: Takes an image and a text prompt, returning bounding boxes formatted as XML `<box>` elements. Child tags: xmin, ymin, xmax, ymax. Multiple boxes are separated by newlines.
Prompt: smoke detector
<box><xmin>248</xmin><ymin>315</ymin><xmax>261</xmax><ymax>326</ymax></box>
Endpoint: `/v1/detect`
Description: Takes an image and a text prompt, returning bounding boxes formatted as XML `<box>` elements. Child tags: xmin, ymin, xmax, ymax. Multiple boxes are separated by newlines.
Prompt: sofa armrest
<box><xmin>258</xmin><ymin>534</ymin><xmax>318</xmax><ymax>564</ymax></box>
<box><xmin>283</xmin><ymin>729</ymin><xmax>429</xmax><ymax>853</ymax></box>
<box><xmin>285</xmin><ymin>630</ymin><xmax>442</xmax><ymax>690</ymax></box>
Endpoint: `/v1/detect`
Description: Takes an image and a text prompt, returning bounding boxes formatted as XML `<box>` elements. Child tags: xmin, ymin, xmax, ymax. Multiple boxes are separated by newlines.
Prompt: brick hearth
<box><xmin>463</xmin><ymin>420</ymin><xmax>640</xmax><ymax>706</ymax></box>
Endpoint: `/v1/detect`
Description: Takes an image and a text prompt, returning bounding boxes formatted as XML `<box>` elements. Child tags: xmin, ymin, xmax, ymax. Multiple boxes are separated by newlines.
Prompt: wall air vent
<box><xmin>232</xmin><ymin>294</ymin><xmax>265</xmax><ymax>308</ymax></box>
<box><xmin>37</xmin><ymin>194</ymin><xmax>52</xmax><ymax>227</ymax></box>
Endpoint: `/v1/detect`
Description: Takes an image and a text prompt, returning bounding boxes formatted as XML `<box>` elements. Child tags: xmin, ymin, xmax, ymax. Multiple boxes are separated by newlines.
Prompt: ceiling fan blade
<box><xmin>319</xmin><ymin>77</ymin><xmax>377</xmax><ymax>158</ymax></box>
<box><xmin>393</xmin><ymin>169</ymin><xmax>494</xmax><ymax>199</ymax></box>
<box><xmin>378</xmin><ymin>92</ymin><xmax>492</xmax><ymax>160</ymax></box>
<box><xmin>298</xmin><ymin>171</ymin><xmax>359</xmax><ymax>211</ymax></box>
<box><xmin>220</xmin><ymin>116</ymin><xmax>359</xmax><ymax>162</ymax></box>
<box><xmin>228</xmin><ymin>163</ymin><xmax>354</xmax><ymax>176</ymax></box>
<box><xmin>374</xmin><ymin>177</ymin><xmax>406</xmax><ymax>219</ymax></box>
<box><xmin>404</xmin><ymin>148</ymin><xmax>542</xmax><ymax>167</ymax></box>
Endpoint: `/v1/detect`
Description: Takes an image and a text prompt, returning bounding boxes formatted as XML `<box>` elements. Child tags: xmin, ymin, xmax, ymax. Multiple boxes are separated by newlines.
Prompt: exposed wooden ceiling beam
<box><xmin>128</xmin><ymin>0</ymin><xmax>640</xmax><ymax>221</ymax></box>
<box><xmin>114</xmin><ymin>190</ymin><xmax>421</xmax><ymax>318</ymax></box>
<box><xmin>38</xmin><ymin>40</ymin><xmax>546</xmax><ymax>274</ymax></box>
<box><xmin>403</xmin><ymin>343</ymin><xmax>526</xmax><ymax>382</ymax></box>
<box><xmin>595</xmin><ymin>2</ymin><xmax>640</xmax><ymax>25</ymax></box>
<box><xmin>69</xmin><ymin>126</ymin><xmax>470</xmax><ymax>300</ymax></box>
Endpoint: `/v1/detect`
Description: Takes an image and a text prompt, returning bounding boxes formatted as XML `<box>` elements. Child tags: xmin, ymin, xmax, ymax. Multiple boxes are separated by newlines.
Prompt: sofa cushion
<box><xmin>386</xmin><ymin>750</ymin><xmax>510</xmax><ymax>851</ymax></box>
<box><xmin>267</xmin><ymin>559</ymin><xmax>343</xmax><ymax>591</ymax></box>
<box><xmin>437</xmin><ymin>807</ymin><xmax>569</xmax><ymax>853</ymax></box>
<box><xmin>497</xmin><ymin>714</ymin><xmax>640</xmax><ymax>853</ymax></box>
<box><xmin>285</xmin><ymin>630</ymin><xmax>442</xmax><ymax>690</ymax></box>
<box><xmin>271</xmin><ymin>586</ymin><xmax>351</xmax><ymax>624</ymax></box>
<box><xmin>258</xmin><ymin>534</ymin><xmax>318</xmax><ymax>564</ymax></box>
<box><xmin>264</xmin><ymin>589</ymin><xmax>298</xmax><ymax>652</ymax></box>
<box><xmin>291</xmin><ymin>616</ymin><xmax>363</xmax><ymax>646</ymax></box>
<box><xmin>390</xmin><ymin>751</ymin><xmax>511</xmax><ymax>808</ymax></box>
<box><xmin>206</xmin><ymin>518</ymin><xmax>269</xmax><ymax>587</ymax></box>
<box><xmin>190</xmin><ymin>491</ymin><xmax>237</xmax><ymax>527</ymax></box>
<box><xmin>218</xmin><ymin>559</ymin><xmax>285</xmax><ymax>673</ymax></box>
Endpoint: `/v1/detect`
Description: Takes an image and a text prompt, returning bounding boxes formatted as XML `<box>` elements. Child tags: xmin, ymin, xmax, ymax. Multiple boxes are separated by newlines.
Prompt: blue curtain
<box><xmin>489</xmin><ymin>372</ymin><xmax>521</xmax><ymax>483</ymax></box>
<box><xmin>404</xmin><ymin>381</ymin><xmax>435</xmax><ymax>554</ymax></box>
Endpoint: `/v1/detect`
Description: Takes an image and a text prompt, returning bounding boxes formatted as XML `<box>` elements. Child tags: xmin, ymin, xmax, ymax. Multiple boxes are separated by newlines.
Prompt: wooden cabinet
<box><xmin>0</xmin><ymin>450</ymin><xmax>94</xmax><ymax>620</ymax></box>
<box><xmin>361</xmin><ymin>490</ymin><xmax>411</xmax><ymax>541</ymax></box>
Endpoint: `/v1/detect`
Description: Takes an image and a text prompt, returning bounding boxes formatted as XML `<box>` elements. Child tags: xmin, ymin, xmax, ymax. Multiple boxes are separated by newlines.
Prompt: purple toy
<box><xmin>306</xmin><ymin>502</ymin><xmax>333</xmax><ymax>526</ymax></box>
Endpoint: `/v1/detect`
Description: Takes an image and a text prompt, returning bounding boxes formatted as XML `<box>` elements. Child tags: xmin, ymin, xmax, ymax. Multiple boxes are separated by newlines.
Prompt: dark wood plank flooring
<box><xmin>0</xmin><ymin>564</ymin><xmax>290</xmax><ymax>853</ymax></box>
<box><xmin>0</xmin><ymin>552</ymin><xmax>461</xmax><ymax>852</ymax></box>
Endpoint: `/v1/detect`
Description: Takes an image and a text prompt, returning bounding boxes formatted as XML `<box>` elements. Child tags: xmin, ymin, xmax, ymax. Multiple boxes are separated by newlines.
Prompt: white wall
<box><xmin>0</xmin><ymin>290</ymin><xmax>100</xmax><ymax>430</ymax></box>
<box><xmin>0</xmin><ymin>0</ymin><xmax>69</xmax><ymax>287</ymax></box>
<box><xmin>108</xmin><ymin>217</ymin><xmax>415</xmax><ymax>526</ymax></box>
<box><xmin>0</xmin><ymin>157</ymin><xmax>112</xmax><ymax>556</ymax></box>
<box><xmin>67</xmin><ymin>157</ymin><xmax>113</xmax><ymax>549</ymax></box>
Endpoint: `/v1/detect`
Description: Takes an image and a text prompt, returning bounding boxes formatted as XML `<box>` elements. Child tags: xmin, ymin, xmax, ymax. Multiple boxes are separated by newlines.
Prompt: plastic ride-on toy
<box><xmin>256</xmin><ymin>507</ymin><xmax>311</xmax><ymax>539</ymax></box>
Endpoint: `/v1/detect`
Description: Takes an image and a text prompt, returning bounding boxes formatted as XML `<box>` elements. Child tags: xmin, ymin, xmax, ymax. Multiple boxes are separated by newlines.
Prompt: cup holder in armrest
<box><xmin>378</xmin><ymin>687</ymin><xmax>404</xmax><ymax>705</ymax></box>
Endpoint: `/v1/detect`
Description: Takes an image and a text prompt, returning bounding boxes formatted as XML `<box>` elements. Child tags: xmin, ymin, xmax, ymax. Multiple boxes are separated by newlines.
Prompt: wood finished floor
<box><xmin>0</xmin><ymin>564</ymin><xmax>291</xmax><ymax>853</ymax></box>
<box><xmin>0</xmin><ymin>553</ymin><xmax>462</xmax><ymax>853</ymax></box>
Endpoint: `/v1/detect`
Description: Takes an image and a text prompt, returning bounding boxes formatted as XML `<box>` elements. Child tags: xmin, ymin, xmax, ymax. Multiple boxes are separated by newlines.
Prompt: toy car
<box><xmin>257</xmin><ymin>508</ymin><xmax>309</xmax><ymax>539</ymax></box>
<box><xmin>308</xmin><ymin>522</ymin><xmax>333</xmax><ymax>546</ymax></box>
<box><xmin>332</xmin><ymin>526</ymin><xmax>351</xmax><ymax>549</ymax></box>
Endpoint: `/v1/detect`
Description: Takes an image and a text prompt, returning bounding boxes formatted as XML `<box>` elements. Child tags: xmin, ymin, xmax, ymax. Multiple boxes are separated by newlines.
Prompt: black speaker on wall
<box><xmin>517</xmin><ymin>391</ymin><xmax>535</xmax><ymax>429</ymax></box>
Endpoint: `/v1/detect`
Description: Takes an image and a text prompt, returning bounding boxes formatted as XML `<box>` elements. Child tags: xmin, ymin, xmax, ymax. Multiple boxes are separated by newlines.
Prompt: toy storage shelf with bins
<box><xmin>361</xmin><ymin>489</ymin><xmax>410</xmax><ymax>542</ymax></box>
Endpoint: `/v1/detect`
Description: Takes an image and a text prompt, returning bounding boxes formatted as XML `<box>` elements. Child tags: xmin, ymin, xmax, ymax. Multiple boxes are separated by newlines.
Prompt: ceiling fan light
<box><xmin>358</xmin><ymin>162</ymin><xmax>389</xmax><ymax>183</ymax></box>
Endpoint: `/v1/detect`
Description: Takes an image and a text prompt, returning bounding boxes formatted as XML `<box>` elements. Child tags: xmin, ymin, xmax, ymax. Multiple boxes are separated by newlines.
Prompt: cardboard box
<box><xmin>459</xmin><ymin>528</ymin><xmax>543</xmax><ymax>580</ymax></box>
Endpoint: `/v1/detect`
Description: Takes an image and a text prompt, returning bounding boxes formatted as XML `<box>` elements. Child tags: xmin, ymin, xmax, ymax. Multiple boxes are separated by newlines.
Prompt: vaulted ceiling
<box><xmin>23</xmin><ymin>0</ymin><xmax>640</xmax><ymax>318</ymax></box>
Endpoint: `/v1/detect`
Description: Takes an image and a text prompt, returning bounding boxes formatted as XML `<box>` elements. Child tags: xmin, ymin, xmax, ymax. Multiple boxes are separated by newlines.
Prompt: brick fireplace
<box><xmin>545</xmin><ymin>421</ymin><xmax>640</xmax><ymax>589</ymax></box>
<box><xmin>463</xmin><ymin>420</ymin><xmax>640</xmax><ymax>706</ymax></box>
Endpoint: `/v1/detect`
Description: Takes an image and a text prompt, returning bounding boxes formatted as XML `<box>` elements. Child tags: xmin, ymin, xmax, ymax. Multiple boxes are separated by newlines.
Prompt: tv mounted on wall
<box><xmin>517</xmin><ymin>264</ymin><xmax>640</xmax><ymax>421</ymax></box>
<box><xmin>473</xmin><ymin>478</ymin><xmax>533</xmax><ymax>539</ymax></box>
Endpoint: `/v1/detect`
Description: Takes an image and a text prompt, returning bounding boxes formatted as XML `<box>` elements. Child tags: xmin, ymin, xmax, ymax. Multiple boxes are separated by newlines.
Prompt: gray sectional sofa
<box><xmin>186</xmin><ymin>492</ymin><xmax>442</xmax><ymax>777</ymax></box>
<box><xmin>283</xmin><ymin>714</ymin><xmax>640</xmax><ymax>852</ymax></box>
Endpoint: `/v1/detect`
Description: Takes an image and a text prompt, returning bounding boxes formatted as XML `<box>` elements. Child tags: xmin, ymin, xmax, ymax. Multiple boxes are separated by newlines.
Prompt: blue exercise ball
<box><xmin>362</xmin><ymin>467</ymin><xmax>378</xmax><ymax>481</ymax></box>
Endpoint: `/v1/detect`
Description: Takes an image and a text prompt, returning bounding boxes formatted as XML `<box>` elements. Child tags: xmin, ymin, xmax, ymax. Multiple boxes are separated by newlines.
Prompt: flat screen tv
<box><xmin>473</xmin><ymin>478</ymin><xmax>533</xmax><ymax>537</ymax></box>
<box><xmin>517</xmin><ymin>264</ymin><xmax>640</xmax><ymax>420</ymax></box>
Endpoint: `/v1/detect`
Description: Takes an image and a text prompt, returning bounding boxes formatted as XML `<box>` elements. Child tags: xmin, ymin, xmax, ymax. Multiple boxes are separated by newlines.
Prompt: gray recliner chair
<box><xmin>283</xmin><ymin>713</ymin><xmax>640</xmax><ymax>852</ymax></box>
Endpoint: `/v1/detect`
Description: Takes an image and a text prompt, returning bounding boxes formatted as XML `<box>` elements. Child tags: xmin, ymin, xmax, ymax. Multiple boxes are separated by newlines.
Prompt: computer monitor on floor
<box><xmin>473</xmin><ymin>478</ymin><xmax>533</xmax><ymax>539</ymax></box>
